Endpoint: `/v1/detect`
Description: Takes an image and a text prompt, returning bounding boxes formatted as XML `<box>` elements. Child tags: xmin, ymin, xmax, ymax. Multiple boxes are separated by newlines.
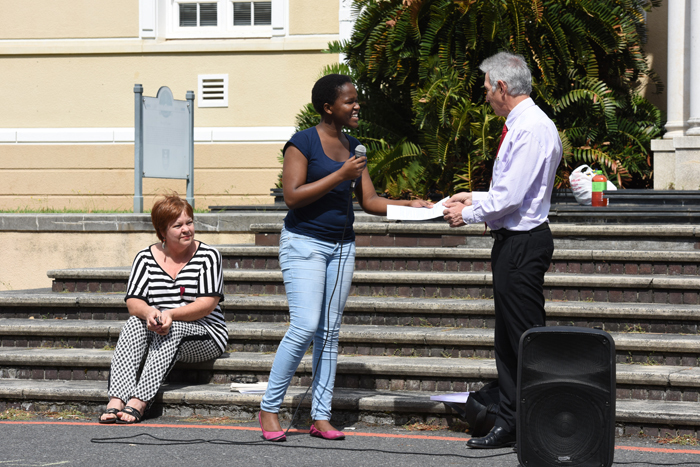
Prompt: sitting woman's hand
<box><xmin>145</xmin><ymin>307</ymin><xmax>172</xmax><ymax>336</ymax></box>
<box><xmin>146</xmin><ymin>307</ymin><xmax>163</xmax><ymax>332</ymax></box>
<box><xmin>155</xmin><ymin>309</ymin><xmax>173</xmax><ymax>336</ymax></box>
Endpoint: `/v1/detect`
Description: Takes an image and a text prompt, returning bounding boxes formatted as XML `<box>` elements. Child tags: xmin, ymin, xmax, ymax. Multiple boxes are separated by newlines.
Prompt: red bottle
<box><xmin>591</xmin><ymin>170</ymin><xmax>608</xmax><ymax>207</ymax></box>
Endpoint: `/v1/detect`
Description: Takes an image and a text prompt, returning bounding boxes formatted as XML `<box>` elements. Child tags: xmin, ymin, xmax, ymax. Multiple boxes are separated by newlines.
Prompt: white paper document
<box><xmin>230</xmin><ymin>382</ymin><xmax>268</xmax><ymax>393</ymax></box>
<box><xmin>430</xmin><ymin>392</ymin><xmax>471</xmax><ymax>403</ymax></box>
<box><xmin>386</xmin><ymin>197</ymin><xmax>449</xmax><ymax>221</ymax></box>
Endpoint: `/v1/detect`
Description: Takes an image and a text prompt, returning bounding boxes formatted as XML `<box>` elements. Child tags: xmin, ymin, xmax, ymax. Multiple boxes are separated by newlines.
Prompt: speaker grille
<box><xmin>518</xmin><ymin>327</ymin><xmax>616</xmax><ymax>467</ymax></box>
<box><xmin>520</xmin><ymin>332</ymin><xmax>612</xmax><ymax>393</ymax></box>
<box><xmin>520</xmin><ymin>384</ymin><xmax>611</xmax><ymax>466</ymax></box>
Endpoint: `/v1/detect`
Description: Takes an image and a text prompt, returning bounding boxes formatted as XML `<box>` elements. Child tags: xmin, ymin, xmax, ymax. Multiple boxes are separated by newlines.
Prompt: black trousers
<box><xmin>490</xmin><ymin>223</ymin><xmax>554</xmax><ymax>433</ymax></box>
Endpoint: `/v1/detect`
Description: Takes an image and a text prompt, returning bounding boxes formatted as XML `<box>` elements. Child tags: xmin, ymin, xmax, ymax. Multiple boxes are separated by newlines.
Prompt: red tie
<box><xmin>496</xmin><ymin>123</ymin><xmax>508</xmax><ymax>156</ymax></box>
<box><xmin>485</xmin><ymin>123</ymin><xmax>508</xmax><ymax>235</ymax></box>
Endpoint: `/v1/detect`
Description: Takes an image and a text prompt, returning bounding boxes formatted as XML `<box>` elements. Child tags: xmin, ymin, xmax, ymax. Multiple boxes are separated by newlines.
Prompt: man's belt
<box><xmin>489</xmin><ymin>222</ymin><xmax>549</xmax><ymax>241</ymax></box>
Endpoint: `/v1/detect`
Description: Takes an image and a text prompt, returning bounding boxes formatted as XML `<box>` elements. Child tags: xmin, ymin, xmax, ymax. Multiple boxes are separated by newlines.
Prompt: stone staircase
<box><xmin>1</xmin><ymin>222</ymin><xmax>700</xmax><ymax>437</ymax></box>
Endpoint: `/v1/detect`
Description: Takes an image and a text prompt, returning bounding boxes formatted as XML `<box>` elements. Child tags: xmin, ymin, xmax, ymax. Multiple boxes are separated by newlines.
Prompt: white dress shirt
<box><xmin>461</xmin><ymin>98</ymin><xmax>562</xmax><ymax>231</ymax></box>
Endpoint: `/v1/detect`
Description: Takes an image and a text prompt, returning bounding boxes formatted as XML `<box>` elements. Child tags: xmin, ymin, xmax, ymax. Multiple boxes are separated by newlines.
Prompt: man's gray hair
<box><xmin>479</xmin><ymin>52</ymin><xmax>532</xmax><ymax>97</ymax></box>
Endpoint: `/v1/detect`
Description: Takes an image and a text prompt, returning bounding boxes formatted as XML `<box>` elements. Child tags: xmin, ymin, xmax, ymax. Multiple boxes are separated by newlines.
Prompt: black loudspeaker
<box><xmin>517</xmin><ymin>326</ymin><xmax>616</xmax><ymax>467</ymax></box>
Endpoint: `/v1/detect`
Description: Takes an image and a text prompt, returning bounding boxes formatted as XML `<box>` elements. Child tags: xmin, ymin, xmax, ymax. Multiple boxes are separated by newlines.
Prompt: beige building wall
<box><xmin>0</xmin><ymin>0</ymin><xmax>340</xmax><ymax>40</ymax></box>
<box><xmin>0</xmin><ymin>143</ymin><xmax>283</xmax><ymax>210</ymax></box>
<box><xmin>0</xmin><ymin>53</ymin><xmax>335</xmax><ymax>128</ymax></box>
<box><xmin>290</xmin><ymin>0</ymin><xmax>340</xmax><ymax>35</ymax></box>
<box><xmin>0</xmin><ymin>0</ymin><xmax>139</xmax><ymax>39</ymax></box>
<box><xmin>0</xmin><ymin>0</ymin><xmax>343</xmax><ymax>211</ymax></box>
<box><xmin>1</xmin><ymin>231</ymin><xmax>253</xmax><ymax>291</ymax></box>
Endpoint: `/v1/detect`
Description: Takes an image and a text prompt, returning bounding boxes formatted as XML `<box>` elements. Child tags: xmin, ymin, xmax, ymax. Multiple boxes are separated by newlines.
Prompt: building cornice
<box><xmin>0</xmin><ymin>35</ymin><xmax>337</xmax><ymax>56</ymax></box>
<box><xmin>0</xmin><ymin>127</ymin><xmax>296</xmax><ymax>144</ymax></box>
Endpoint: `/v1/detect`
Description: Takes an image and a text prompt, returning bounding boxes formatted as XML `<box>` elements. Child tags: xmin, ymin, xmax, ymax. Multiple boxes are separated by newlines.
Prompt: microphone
<box><xmin>352</xmin><ymin>145</ymin><xmax>366</xmax><ymax>188</ymax></box>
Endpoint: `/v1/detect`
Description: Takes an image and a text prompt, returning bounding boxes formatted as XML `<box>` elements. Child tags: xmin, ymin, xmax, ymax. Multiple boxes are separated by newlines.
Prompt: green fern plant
<box><xmin>288</xmin><ymin>0</ymin><xmax>664</xmax><ymax>197</ymax></box>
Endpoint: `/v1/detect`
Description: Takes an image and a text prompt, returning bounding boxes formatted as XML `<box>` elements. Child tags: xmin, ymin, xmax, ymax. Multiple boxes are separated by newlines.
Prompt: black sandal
<box><xmin>116</xmin><ymin>406</ymin><xmax>143</xmax><ymax>424</ymax></box>
<box><xmin>98</xmin><ymin>407</ymin><xmax>120</xmax><ymax>424</ymax></box>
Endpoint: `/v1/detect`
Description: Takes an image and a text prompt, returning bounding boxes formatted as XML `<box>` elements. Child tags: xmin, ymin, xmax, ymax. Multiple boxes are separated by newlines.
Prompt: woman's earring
<box><xmin>162</xmin><ymin>240</ymin><xmax>166</xmax><ymax>249</ymax></box>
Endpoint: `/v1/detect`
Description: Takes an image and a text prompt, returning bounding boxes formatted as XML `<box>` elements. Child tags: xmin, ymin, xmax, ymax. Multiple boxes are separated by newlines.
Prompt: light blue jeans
<box><xmin>260</xmin><ymin>226</ymin><xmax>355</xmax><ymax>420</ymax></box>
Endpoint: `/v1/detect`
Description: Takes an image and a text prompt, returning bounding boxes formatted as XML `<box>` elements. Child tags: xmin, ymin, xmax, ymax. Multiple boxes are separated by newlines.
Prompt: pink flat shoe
<box><xmin>310</xmin><ymin>424</ymin><xmax>345</xmax><ymax>440</ymax></box>
<box><xmin>258</xmin><ymin>412</ymin><xmax>286</xmax><ymax>442</ymax></box>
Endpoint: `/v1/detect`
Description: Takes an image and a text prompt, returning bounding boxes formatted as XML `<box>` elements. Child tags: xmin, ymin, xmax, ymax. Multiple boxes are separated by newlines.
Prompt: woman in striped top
<box><xmin>98</xmin><ymin>194</ymin><xmax>227</xmax><ymax>424</ymax></box>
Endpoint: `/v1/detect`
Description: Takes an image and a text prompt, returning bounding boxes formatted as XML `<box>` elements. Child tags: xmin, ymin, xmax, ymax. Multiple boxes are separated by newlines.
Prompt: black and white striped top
<box><xmin>125</xmin><ymin>242</ymin><xmax>227</xmax><ymax>353</ymax></box>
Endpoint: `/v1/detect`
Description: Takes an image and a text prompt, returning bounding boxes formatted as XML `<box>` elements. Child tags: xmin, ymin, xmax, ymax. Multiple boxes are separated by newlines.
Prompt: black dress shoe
<box><xmin>466</xmin><ymin>426</ymin><xmax>516</xmax><ymax>449</ymax></box>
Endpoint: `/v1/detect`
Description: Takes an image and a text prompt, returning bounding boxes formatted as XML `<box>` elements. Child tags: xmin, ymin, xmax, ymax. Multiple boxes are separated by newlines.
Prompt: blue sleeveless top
<box><xmin>283</xmin><ymin>126</ymin><xmax>361</xmax><ymax>243</ymax></box>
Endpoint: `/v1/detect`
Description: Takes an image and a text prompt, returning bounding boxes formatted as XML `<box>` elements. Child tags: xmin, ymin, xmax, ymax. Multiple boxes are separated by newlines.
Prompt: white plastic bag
<box><xmin>569</xmin><ymin>164</ymin><xmax>617</xmax><ymax>206</ymax></box>
<box><xmin>570</xmin><ymin>165</ymin><xmax>595</xmax><ymax>205</ymax></box>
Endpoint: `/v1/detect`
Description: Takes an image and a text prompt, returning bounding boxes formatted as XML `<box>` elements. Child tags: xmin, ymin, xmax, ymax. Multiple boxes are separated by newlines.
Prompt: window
<box><xmin>233</xmin><ymin>2</ymin><xmax>271</xmax><ymax>26</ymax></box>
<box><xmin>168</xmin><ymin>0</ymin><xmax>283</xmax><ymax>39</ymax></box>
<box><xmin>179</xmin><ymin>3</ymin><xmax>218</xmax><ymax>27</ymax></box>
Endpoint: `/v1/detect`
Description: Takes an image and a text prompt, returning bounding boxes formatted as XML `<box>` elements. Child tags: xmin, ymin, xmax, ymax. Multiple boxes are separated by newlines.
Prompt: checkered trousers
<box><xmin>108</xmin><ymin>316</ymin><xmax>222</xmax><ymax>407</ymax></box>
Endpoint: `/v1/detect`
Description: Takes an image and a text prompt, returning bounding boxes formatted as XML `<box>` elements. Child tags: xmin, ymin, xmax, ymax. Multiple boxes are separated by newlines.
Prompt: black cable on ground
<box><xmin>613</xmin><ymin>461</ymin><xmax>700</xmax><ymax>466</ymax></box>
<box><xmin>90</xmin><ymin>432</ymin><xmax>516</xmax><ymax>460</ymax></box>
<box><xmin>91</xmin><ymin>433</ymin><xmax>206</xmax><ymax>446</ymax></box>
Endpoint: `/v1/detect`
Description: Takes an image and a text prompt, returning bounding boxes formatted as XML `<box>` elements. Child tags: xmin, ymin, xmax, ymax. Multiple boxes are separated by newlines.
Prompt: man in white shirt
<box><xmin>443</xmin><ymin>51</ymin><xmax>562</xmax><ymax>449</ymax></box>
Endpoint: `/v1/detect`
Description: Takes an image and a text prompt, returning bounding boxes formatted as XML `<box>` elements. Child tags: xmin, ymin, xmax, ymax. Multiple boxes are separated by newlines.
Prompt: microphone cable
<box><xmin>277</xmin><ymin>158</ymin><xmax>356</xmax><ymax>439</ymax></box>
<box><xmin>90</xmin><ymin>431</ymin><xmax>700</xmax><ymax>466</ymax></box>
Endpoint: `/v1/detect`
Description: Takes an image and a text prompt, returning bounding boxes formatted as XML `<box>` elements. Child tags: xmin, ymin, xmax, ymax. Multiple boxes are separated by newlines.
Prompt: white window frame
<box><xmin>166</xmin><ymin>0</ymin><xmax>284</xmax><ymax>39</ymax></box>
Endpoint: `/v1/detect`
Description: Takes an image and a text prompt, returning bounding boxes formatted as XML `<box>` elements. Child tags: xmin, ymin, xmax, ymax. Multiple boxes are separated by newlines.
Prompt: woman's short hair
<box><xmin>151</xmin><ymin>193</ymin><xmax>194</xmax><ymax>242</ymax></box>
<box><xmin>479</xmin><ymin>52</ymin><xmax>532</xmax><ymax>97</ymax></box>
<box><xmin>311</xmin><ymin>74</ymin><xmax>353</xmax><ymax>115</ymax></box>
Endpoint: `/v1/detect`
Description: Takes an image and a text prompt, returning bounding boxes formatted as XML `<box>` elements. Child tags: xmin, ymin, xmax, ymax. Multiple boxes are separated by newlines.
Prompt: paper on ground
<box><xmin>230</xmin><ymin>382</ymin><xmax>268</xmax><ymax>393</ymax></box>
<box><xmin>430</xmin><ymin>392</ymin><xmax>471</xmax><ymax>403</ymax></box>
<box><xmin>386</xmin><ymin>197</ymin><xmax>449</xmax><ymax>221</ymax></box>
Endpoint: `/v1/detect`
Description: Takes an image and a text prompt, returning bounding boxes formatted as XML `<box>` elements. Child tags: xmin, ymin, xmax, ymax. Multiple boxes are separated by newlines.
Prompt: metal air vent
<box><xmin>198</xmin><ymin>74</ymin><xmax>228</xmax><ymax>108</ymax></box>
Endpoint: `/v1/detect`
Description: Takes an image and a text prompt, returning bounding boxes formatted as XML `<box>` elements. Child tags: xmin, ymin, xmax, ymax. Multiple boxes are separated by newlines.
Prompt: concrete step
<box><xmin>214</xmin><ymin>198</ymin><xmax>700</xmax><ymax>224</ymax></box>
<box><xmin>225</xmin><ymin>270</ymin><xmax>700</xmax><ymax>305</ymax></box>
<box><xmin>1</xmin><ymin>348</ymin><xmax>699</xmax><ymax>399</ymax></box>
<box><xmin>2</xmin><ymin>292</ymin><xmax>699</xmax><ymax>334</ymax></box>
<box><xmin>252</xmin><ymin>223</ymin><xmax>700</xmax><ymax>251</ymax></box>
<box><xmin>46</xmin><ymin>268</ymin><xmax>700</xmax><ymax>305</ymax></box>
<box><xmin>1</xmin><ymin>379</ymin><xmax>697</xmax><ymax>436</ymax></box>
<box><xmin>1</xmin><ymin>319</ymin><xmax>698</xmax><ymax>367</ymax></box>
<box><xmin>219</xmin><ymin>245</ymin><xmax>700</xmax><ymax>277</ymax></box>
